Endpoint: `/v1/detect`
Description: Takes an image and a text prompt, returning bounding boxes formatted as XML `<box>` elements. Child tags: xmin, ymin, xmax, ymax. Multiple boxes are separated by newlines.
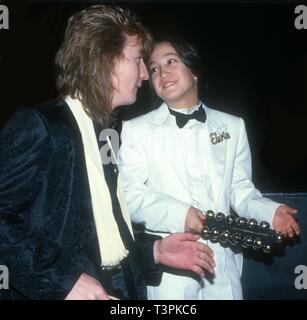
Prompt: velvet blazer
<box><xmin>0</xmin><ymin>99</ymin><xmax>160</xmax><ymax>300</ymax></box>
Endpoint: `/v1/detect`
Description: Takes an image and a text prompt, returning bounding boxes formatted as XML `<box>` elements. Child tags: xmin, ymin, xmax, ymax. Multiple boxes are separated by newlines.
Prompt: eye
<box><xmin>135</xmin><ymin>56</ymin><xmax>143</xmax><ymax>64</ymax></box>
<box><xmin>150</xmin><ymin>66</ymin><xmax>159</xmax><ymax>74</ymax></box>
<box><xmin>167</xmin><ymin>58</ymin><xmax>176</xmax><ymax>65</ymax></box>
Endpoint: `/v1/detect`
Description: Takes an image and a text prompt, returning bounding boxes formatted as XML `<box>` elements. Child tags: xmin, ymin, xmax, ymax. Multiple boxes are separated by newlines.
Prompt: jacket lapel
<box><xmin>204</xmin><ymin>106</ymin><xmax>228</xmax><ymax>205</ymax></box>
<box><xmin>148</xmin><ymin>104</ymin><xmax>192</xmax><ymax>201</ymax></box>
<box><xmin>106</xmin><ymin>136</ymin><xmax>132</xmax><ymax>229</ymax></box>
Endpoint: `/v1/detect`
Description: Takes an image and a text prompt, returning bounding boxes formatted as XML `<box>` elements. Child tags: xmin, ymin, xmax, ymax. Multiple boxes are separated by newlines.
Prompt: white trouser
<box><xmin>147</xmin><ymin>240</ymin><xmax>243</xmax><ymax>300</ymax></box>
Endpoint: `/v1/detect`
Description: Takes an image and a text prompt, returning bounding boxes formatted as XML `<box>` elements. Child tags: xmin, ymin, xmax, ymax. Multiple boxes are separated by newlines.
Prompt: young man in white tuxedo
<box><xmin>119</xmin><ymin>38</ymin><xmax>300</xmax><ymax>299</ymax></box>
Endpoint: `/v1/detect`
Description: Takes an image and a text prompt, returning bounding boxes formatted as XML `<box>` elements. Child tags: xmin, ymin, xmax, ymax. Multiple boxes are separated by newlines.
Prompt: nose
<box><xmin>140</xmin><ymin>59</ymin><xmax>149</xmax><ymax>80</ymax></box>
<box><xmin>160</xmin><ymin>65</ymin><xmax>170</xmax><ymax>79</ymax></box>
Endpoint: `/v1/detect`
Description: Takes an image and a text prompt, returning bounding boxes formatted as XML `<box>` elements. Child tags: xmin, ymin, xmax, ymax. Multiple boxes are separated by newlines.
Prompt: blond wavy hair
<box><xmin>55</xmin><ymin>5</ymin><xmax>152</xmax><ymax>125</ymax></box>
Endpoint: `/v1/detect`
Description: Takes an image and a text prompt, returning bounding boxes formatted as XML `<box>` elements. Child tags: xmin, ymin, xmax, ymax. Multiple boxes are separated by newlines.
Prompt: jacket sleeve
<box><xmin>132</xmin><ymin>223</ymin><xmax>163</xmax><ymax>286</ymax></box>
<box><xmin>230</xmin><ymin>117</ymin><xmax>280</xmax><ymax>225</ymax></box>
<box><xmin>119</xmin><ymin>120</ymin><xmax>190</xmax><ymax>234</ymax></box>
<box><xmin>0</xmin><ymin>108</ymin><xmax>83</xmax><ymax>299</ymax></box>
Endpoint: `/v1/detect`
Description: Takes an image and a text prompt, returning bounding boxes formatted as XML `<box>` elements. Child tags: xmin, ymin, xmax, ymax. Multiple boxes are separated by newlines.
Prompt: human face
<box><xmin>111</xmin><ymin>35</ymin><xmax>149</xmax><ymax>109</ymax></box>
<box><xmin>149</xmin><ymin>41</ymin><xmax>199</xmax><ymax>109</ymax></box>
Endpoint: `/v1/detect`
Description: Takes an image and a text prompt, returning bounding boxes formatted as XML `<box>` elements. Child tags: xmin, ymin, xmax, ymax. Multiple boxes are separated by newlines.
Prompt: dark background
<box><xmin>1</xmin><ymin>1</ymin><xmax>307</xmax><ymax>192</ymax></box>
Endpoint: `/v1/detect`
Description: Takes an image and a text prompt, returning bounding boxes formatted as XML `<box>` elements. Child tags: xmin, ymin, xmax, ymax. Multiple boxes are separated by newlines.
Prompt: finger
<box><xmin>195</xmin><ymin>251</ymin><xmax>215</xmax><ymax>270</ymax></box>
<box><xmin>180</xmin><ymin>232</ymin><xmax>201</xmax><ymax>241</ymax></box>
<box><xmin>185</xmin><ymin>227</ymin><xmax>196</xmax><ymax>234</ymax></box>
<box><xmin>286</xmin><ymin>228</ymin><xmax>294</xmax><ymax>238</ymax></box>
<box><xmin>195</xmin><ymin>258</ymin><xmax>215</xmax><ymax>274</ymax></box>
<box><xmin>199</xmin><ymin>252</ymin><xmax>215</xmax><ymax>269</ymax></box>
<box><xmin>286</xmin><ymin>206</ymin><xmax>298</xmax><ymax>215</ymax></box>
<box><xmin>96</xmin><ymin>295</ymin><xmax>110</xmax><ymax>300</ymax></box>
<box><xmin>197</xmin><ymin>211</ymin><xmax>206</xmax><ymax>221</ymax></box>
<box><xmin>94</xmin><ymin>284</ymin><xmax>110</xmax><ymax>300</ymax></box>
<box><xmin>286</xmin><ymin>222</ymin><xmax>300</xmax><ymax>236</ymax></box>
<box><xmin>187</xmin><ymin>221</ymin><xmax>204</xmax><ymax>233</ymax></box>
<box><xmin>96</xmin><ymin>291</ymin><xmax>110</xmax><ymax>300</ymax></box>
<box><xmin>292</xmin><ymin>222</ymin><xmax>300</xmax><ymax>235</ymax></box>
<box><xmin>196</xmin><ymin>243</ymin><xmax>214</xmax><ymax>258</ymax></box>
<box><xmin>190</xmin><ymin>265</ymin><xmax>205</xmax><ymax>278</ymax></box>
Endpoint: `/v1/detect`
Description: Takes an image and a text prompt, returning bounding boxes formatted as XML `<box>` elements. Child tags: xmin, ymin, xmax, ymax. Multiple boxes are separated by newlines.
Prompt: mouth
<box><xmin>162</xmin><ymin>81</ymin><xmax>176</xmax><ymax>89</ymax></box>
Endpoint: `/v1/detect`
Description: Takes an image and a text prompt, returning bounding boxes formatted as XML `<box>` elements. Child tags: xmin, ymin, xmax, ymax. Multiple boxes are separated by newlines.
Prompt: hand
<box><xmin>184</xmin><ymin>206</ymin><xmax>205</xmax><ymax>233</ymax></box>
<box><xmin>65</xmin><ymin>273</ymin><xmax>110</xmax><ymax>300</ymax></box>
<box><xmin>272</xmin><ymin>204</ymin><xmax>300</xmax><ymax>238</ymax></box>
<box><xmin>153</xmin><ymin>232</ymin><xmax>215</xmax><ymax>278</ymax></box>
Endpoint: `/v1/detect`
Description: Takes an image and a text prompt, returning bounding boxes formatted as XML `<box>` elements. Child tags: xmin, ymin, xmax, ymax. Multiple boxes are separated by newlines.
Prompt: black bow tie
<box><xmin>168</xmin><ymin>106</ymin><xmax>207</xmax><ymax>128</ymax></box>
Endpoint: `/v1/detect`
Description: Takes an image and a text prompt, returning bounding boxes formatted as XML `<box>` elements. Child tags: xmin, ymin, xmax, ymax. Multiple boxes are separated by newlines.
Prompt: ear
<box><xmin>110</xmin><ymin>64</ymin><xmax>121</xmax><ymax>91</ymax></box>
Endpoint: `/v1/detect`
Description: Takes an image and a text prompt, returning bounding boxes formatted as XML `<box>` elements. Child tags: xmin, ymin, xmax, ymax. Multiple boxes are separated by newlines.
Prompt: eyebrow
<box><xmin>149</xmin><ymin>52</ymin><xmax>178</xmax><ymax>67</ymax></box>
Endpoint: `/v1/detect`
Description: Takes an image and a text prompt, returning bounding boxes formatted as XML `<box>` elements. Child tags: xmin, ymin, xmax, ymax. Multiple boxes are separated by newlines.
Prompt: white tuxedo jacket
<box><xmin>119</xmin><ymin>102</ymin><xmax>280</xmax><ymax>299</ymax></box>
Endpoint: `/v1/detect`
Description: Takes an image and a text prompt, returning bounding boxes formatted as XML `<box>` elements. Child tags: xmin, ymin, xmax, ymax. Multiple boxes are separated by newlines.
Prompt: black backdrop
<box><xmin>1</xmin><ymin>1</ymin><xmax>307</xmax><ymax>192</ymax></box>
<box><xmin>1</xmin><ymin>0</ymin><xmax>307</xmax><ymax>301</ymax></box>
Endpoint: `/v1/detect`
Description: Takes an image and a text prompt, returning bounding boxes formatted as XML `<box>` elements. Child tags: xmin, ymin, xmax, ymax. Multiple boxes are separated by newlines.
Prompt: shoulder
<box><xmin>121</xmin><ymin>108</ymin><xmax>162</xmax><ymax>140</ymax></box>
<box><xmin>204</xmin><ymin>104</ymin><xmax>246</xmax><ymax>135</ymax></box>
<box><xmin>0</xmin><ymin>99</ymin><xmax>76</xmax><ymax>148</ymax></box>
<box><xmin>2</xmin><ymin>99</ymin><xmax>67</xmax><ymax>130</ymax></box>
<box><xmin>122</xmin><ymin>103</ymin><xmax>171</xmax><ymax>132</ymax></box>
<box><xmin>1</xmin><ymin>107</ymin><xmax>48</xmax><ymax>142</ymax></box>
<box><xmin>124</xmin><ymin>108</ymin><xmax>160</xmax><ymax>126</ymax></box>
<box><xmin>205</xmin><ymin>105</ymin><xmax>243</xmax><ymax>124</ymax></box>
<box><xmin>0</xmin><ymin>107</ymin><xmax>51</xmax><ymax>165</ymax></box>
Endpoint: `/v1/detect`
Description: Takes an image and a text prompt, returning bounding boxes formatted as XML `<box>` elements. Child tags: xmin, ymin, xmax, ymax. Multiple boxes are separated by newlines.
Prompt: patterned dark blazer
<box><xmin>0</xmin><ymin>99</ymin><xmax>161</xmax><ymax>300</ymax></box>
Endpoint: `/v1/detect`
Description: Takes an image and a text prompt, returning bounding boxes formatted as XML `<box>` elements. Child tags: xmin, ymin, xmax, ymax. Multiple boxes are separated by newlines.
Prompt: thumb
<box><xmin>287</xmin><ymin>206</ymin><xmax>298</xmax><ymax>215</ymax></box>
<box><xmin>180</xmin><ymin>232</ymin><xmax>201</xmax><ymax>241</ymax></box>
<box><xmin>198</xmin><ymin>211</ymin><xmax>206</xmax><ymax>221</ymax></box>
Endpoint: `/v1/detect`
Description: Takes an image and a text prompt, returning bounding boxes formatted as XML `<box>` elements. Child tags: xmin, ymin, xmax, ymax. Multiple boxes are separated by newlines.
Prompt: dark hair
<box><xmin>149</xmin><ymin>37</ymin><xmax>208</xmax><ymax>107</ymax></box>
<box><xmin>55</xmin><ymin>5</ymin><xmax>152</xmax><ymax>125</ymax></box>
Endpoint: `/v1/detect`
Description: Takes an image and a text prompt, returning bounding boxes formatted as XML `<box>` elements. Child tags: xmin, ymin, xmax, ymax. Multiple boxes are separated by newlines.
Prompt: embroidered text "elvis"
<box><xmin>210</xmin><ymin>132</ymin><xmax>230</xmax><ymax>145</ymax></box>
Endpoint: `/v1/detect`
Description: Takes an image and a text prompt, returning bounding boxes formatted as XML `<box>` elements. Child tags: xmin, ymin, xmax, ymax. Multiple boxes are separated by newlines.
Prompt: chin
<box><xmin>162</xmin><ymin>97</ymin><xmax>178</xmax><ymax>106</ymax></box>
<box><xmin>129</xmin><ymin>96</ymin><xmax>137</xmax><ymax>104</ymax></box>
<box><xmin>126</xmin><ymin>99</ymin><xmax>136</xmax><ymax>105</ymax></box>
<box><xmin>118</xmin><ymin>97</ymin><xmax>136</xmax><ymax>106</ymax></box>
<box><xmin>162</xmin><ymin>93</ymin><xmax>180</xmax><ymax>104</ymax></box>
